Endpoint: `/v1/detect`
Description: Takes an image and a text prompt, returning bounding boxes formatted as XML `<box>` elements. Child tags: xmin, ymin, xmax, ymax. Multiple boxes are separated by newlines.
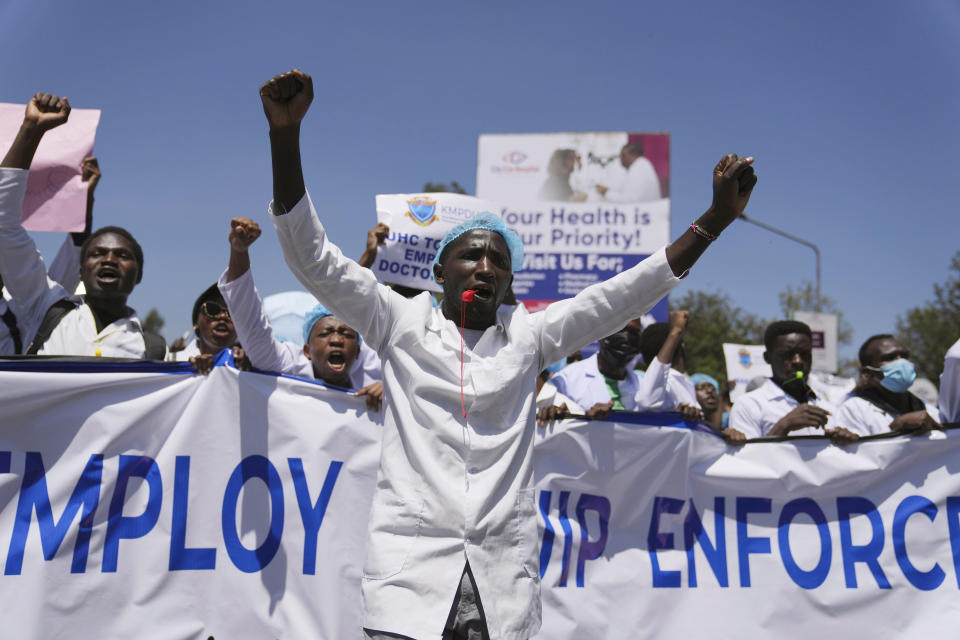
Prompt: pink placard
<box><xmin>0</xmin><ymin>103</ymin><xmax>101</xmax><ymax>232</ymax></box>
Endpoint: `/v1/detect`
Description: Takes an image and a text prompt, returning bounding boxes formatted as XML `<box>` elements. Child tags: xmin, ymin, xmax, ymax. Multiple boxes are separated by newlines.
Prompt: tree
<box><xmin>422</xmin><ymin>181</ymin><xmax>468</xmax><ymax>194</ymax></box>
<box><xmin>777</xmin><ymin>281</ymin><xmax>854</xmax><ymax>345</ymax></box>
<box><xmin>669</xmin><ymin>290</ymin><xmax>768</xmax><ymax>382</ymax></box>
<box><xmin>896</xmin><ymin>251</ymin><xmax>960</xmax><ymax>383</ymax></box>
<box><xmin>142</xmin><ymin>308</ymin><xmax>165</xmax><ymax>335</ymax></box>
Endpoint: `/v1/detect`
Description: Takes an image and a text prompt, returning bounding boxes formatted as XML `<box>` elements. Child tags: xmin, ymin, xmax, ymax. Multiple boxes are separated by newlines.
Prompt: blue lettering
<box><xmin>736</xmin><ymin>497</ymin><xmax>771</xmax><ymax>587</ymax></box>
<box><xmin>6</xmin><ymin>452</ymin><xmax>103</xmax><ymax>575</ymax></box>
<box><xmin>947</xmin><ymin>497</ymin><xmax>960</xmax><ymax>588</ymax></box>
<box><xmin>538</xmin><ymin>490</ymin><xmax>555</xmax><ymax>579</ymax></box>
<box><xmin>893</xmin><ymin>496</ymin><xmax>945</xmax><ymax>590</ymax></box>
<box><xmin>837</xmin><ymin>496</ymin><xmax>890</xmax><ymax>588</ymax></box>
<box><xmin>648</xmin><ymin>496</ymin><xmax>684</xmax><ymax>588</ymax></box>
<box><xmin>288</xmin><ymin>458</ymin><xmax>342</xmax><ymax>575</ymax></box>
<box><xmin>778</xmin><ymin>498</ymin><xmax>831</xmax><ymax>589</ymax></box>
<box><xmin>222</xmin><ymin>455</ymin><xmax>284</xmax><ymax>573</ymax></box>
<box><xmin>103</xmin><ymin>455</ymin><xmax>162</xmax><ymax>572</ymax></box>
<box><xmin>575</xmin><ymin>493</ymin><xmax>610</xmax><ymax>587</ymax></box>
<box><xmin>684</xmin><ymin>497</ymin><xmax>728</xmax><ymax>587</ymax></box>
<box><xmin>557</xmin><ymin>491</ymin><xmax>573</xmax><ymax>587</ymax></box>
<box><xmin>168</xmin><ymin>456</ymin><xmax>216</xmax><ymax>571</ymax></box>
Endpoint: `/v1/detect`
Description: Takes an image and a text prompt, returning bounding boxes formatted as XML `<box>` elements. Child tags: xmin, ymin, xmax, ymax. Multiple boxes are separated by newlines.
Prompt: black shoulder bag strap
<box><xmin>26</xmin><ymin>297</ymin><xmax>82</xmax><ymax>355</ymax></box>
<box><xmin>1</xmin><ymin>305</ymin><xmax>22</xmax><ymax>354</ymax></box>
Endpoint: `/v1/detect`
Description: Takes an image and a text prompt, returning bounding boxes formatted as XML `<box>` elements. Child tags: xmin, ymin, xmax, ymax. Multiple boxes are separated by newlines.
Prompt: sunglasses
<box><xmin>200</xmin><ymin>301</ymin><xmax>231</xmax><ymax>319</ymax></box>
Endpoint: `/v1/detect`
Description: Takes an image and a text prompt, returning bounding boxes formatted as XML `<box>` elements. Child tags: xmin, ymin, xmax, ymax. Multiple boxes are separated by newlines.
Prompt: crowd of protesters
<box><xmin>0</xmin><ymin>90</ymin><xmax>957</xmax><ymax>447</ymax></box>
<box><xmin>2</xmin><ymin>74</ymin><xmax>959</xmax><ymax>639</ymax></box>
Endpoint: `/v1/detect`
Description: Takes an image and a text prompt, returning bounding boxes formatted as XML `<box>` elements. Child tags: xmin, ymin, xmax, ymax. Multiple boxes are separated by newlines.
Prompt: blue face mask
<box><xmin>876</xmin><ymin>358</ymin><xmax>916</xmax><ymax>393</ymax></box>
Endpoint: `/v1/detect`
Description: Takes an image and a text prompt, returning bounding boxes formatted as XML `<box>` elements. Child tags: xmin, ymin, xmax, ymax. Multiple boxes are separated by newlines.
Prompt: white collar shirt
<box><xmin>728</xmin><ymin>378</ymin><xmax>836</xmax><ymax>439</ymax></box>
<box><xmin>166</xmin><ymin>339</ymin><xmax>201</xmax><ymax>362</ymax></box>
<box><xmin>837</xmin><ymin>393</ymin><xmax>942</xmax><ymax>437</ymax></box>
<box><xmin>37</xmin><ymin>303</ymin><xmax>148</xmax><ymax>358</ymax></box>
<box><xmin>272</xmin><ymin>191</ymin><xmax>681</xmax><ymax>640</ymax></box>
<box><xmin>635</xmin><ymin>357</ymin><xmax>699</xmax><ymax>411</ymax></box>
<box><xmin>547</xmin><ymin>352</ymin><xmax>642</xmax><ymax>411</ymax></box>
<box><xmin>219</xmin><ymin>268</ymin><xmax>378</xmax><ymax>389</ymax></box>
<box><xmin>602</xmin><ymin>156</ymin><xmax>662</xmax><ymax>203</ymax></box>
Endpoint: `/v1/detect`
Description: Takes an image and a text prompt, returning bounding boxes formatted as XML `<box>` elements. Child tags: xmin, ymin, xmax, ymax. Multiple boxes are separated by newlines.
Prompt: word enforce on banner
<box><xmin>1</xmin><ymin>451</ymin><xmax>342</xmax><ymax>577</ymax></box>
<box><xmin>647</xmin><ymin>494</ymin><xmax>960</xmax><ymax>591</ymax></box>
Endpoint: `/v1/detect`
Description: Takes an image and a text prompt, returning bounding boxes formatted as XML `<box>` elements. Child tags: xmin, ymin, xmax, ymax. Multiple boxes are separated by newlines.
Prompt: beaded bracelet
<box><xmin>689</xmin><ymin>222</ymin><xmax>718</xmax><ymax>242</ymax></box>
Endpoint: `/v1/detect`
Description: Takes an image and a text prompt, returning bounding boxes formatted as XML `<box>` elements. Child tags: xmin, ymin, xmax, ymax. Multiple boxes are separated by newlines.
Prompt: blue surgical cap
<box><xmin>301</xmin><ymin>303</ymin><xmax>362</xmax><ymax>347</ymax></box>
<box><xmin>432</xmin><ymin>212</ymin><xmax>525</xmax><ymax>281</ymax></box>
<box><xmin>544</xmin><ymin>359</ymin><xmax>567</xmax><ymax>375</ymax></box>
<box><xmin>690</xmin><ymin>373</ymin><xmax>719</xmax><ymax>393</ymax></box>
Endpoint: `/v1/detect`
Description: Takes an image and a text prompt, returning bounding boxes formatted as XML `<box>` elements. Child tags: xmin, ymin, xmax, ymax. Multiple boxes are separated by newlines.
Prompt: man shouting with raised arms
<box><xmin>260</xmin><ymin>69</ymin><xmax>757</xmax><ymax>640</ymax></box>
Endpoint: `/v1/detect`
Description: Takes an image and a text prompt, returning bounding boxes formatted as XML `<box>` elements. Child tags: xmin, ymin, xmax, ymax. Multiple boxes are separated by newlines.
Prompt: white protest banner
<box><xmin>373</xmin><ymin>192</ymin><xmax>503</xmax><ymax>291</ymax></box>
<box><xmin>0</xmin><ymin>362</ymin><xmax>381</xmax><ymax>639</ymax></box>
<box><xmin>0</xmin><ymin>103</ymin><xmax>101</xmax><ymax>232</ymax></box>
<box><xmin>533</xmin><ymin>414</ymin><xmax>960</xmax><ymax>639</ymax></box>
<box><xmin>793</xmin><ymin>310</ymin><xmax>839</xmax><ymax>373</ymax></box>
<box><xmin>4</xmin><ymin>361</ymin><xmax>960</xmax><ymax>639</ymax></box>
<box><xmin>477</xmin><ymin>132</ymin><xmax>670</xmax><ymax>315</ymax></box>
<box><xmin>723</xmin><ymin>343</ymin><xmax>772</xmax><ymax>402</ymax></box>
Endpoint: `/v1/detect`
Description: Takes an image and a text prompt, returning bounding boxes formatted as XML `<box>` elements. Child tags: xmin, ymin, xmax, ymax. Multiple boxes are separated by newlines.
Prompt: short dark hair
<box><xmin>623</xmin><ymin>141</ymin><xmax>644</xmax><ymax>157</ymax></box>
<box><xmin>763</xmin><ymin>320</ymin><xmax>812</xmax><ymax>352</ymax></box>
<box><xmin>639</xmin><ymin>322</ymin><xmax>670</xmax><ymax>364</ymax></box>
<box><xmin>192</xmin><ymin>283</ymin><xmax>225</xmax><ymax>325</ymax></box>
<box><xmin>80</xmin><ymin>226</ymin><xmax>144</xmax><ymax>283</ymax></box>
<box><xmin>858</xmin><ymin>334</ymin><xmax>895</xmax><ymax>367</ymax></box>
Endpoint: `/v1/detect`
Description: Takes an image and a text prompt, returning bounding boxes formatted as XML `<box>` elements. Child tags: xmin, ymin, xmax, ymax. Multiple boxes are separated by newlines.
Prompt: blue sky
<box><xmin>2</xmin><ymin>0</ymin><xmax>958</xmax><ymax>363</ymax></box>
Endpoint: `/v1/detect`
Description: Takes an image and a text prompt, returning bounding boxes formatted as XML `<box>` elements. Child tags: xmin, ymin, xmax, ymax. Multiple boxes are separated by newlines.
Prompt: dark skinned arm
<box><xmin>260</xmin><ymin>70</ymin><xmax>313</xmax><ymax>213</ymax></box>
<box><xmin>664</xmin><ymin>154</ymin><xmax>757</xmax><ymax>277</ymax></box>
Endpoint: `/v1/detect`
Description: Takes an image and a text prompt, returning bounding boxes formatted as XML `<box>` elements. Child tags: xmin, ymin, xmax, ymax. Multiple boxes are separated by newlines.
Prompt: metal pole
<box><xmin>738</xmin><ymin>213</ymin><xmax>821</xmax><ymax>309</ymax></box>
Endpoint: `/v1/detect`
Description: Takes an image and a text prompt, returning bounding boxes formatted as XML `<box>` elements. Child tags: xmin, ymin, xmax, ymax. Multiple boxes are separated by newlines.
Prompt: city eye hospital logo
<box><xmin>405</xmin><ymin>196</ymin><xmax>438</xmax><ymax>226</ymax></box>
<box><xmin>738</xmin><ymin>348</ymin><xmax>753</xmax><ymax>369</ymax></box>
<box><xmin>489</xmin><ymin>150</ymin><xmax>539</xmax><ymax>175</ymax></box>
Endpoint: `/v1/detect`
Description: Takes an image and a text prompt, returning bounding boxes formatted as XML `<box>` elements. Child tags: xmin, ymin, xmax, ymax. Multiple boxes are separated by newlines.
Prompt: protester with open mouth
<box><xmin>0</xmin><ymin>92</ymin><xmax>164</xmax><ymax>359</ymax></box>
<box><xmin>217</xmin><ymin>215</ymin><xmax>382</xmax><ymax>409</ymax></box>
<box><xmin>259</xmin><ymin>68</ymin><xmax>758</xmax><ymax>639</ymax></box>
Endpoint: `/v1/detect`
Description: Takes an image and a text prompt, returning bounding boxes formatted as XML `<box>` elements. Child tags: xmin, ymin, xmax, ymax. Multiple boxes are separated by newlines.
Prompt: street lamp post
<box><xmin>737</xmin><ymin>213</ymin><xmax>821</xmax><ymax>309</ymax></box>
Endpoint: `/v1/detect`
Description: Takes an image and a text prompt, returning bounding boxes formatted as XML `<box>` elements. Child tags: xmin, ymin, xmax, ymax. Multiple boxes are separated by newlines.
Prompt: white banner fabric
<box><xmin>2</xmin><ymin>364</ymin><xmax>960</xmax><ymax>639</ymax></box>
<box><xmin>723</xmin><ymin>342</ymin><xmax>772</xmax><ymax>402</ymax></box>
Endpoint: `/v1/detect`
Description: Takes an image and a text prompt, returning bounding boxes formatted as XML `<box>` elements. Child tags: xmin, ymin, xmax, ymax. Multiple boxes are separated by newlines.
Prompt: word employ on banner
<box><xmin>476</xmin><ymin>131</ymin><xmax>670</xmax><ymax>315</ymax></box>
<box><xmin>3</xmin><ymin>361</ymin><xmax>960</xmax><ymax>638</ymax></box>
<box><xmin>0</xmin><ymin>103</ymin><xmax>101</xmax><ymax>232</ymax></box>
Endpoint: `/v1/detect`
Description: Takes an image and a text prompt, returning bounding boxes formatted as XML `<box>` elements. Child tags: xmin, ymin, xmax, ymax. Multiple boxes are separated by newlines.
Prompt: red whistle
<box><xmin>461</xmin><ymin>289</ymin><xmax>476</xmax><ymax>302</ymax></box>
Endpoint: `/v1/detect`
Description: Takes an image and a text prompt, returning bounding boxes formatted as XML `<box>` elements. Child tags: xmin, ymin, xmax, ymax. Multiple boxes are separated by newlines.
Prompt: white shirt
<box><xmin>940</xmin><ymin>339</ymin><xmax>960</xmax><ymax>424</ymax></box>
<box><xmin>602</xmin><ymin>156</ymin><xmax>662</xmax><ymax>203</ymax></box>
<box><xmin>272</xmin><ymin>191</ymin><xmax>681</xmax><ymax>640</ymax></box>
<box><xmin>166</xmin><ymin>339</ymin><xmax>201</xmax><ymax>362</ymax></box>
<box><xmin>0</xmin><ymin>168</ymin><xmax>74</xmax><ymax>353</ymax></box>
<box><xmin>218</xmin><ymin>268</ymin><xmax>378</xmax><ymax>389</ymax></box>
<box><xmin>37</xmin><ymin>302</ymin><xmax>149</xmax><ymax>357</ymax></box>
<box><xmin>728</xmin><ymin>378</ymin><xmax>837</xmax><ymax>439</ymax></box>
<box><xmin>548</xmin><ymin>353</ymin><xmax>643</xmax><ymax>410</ymax></box>
<box><xmin>635</xmin><ymin>357</ymin><xmax>700</xmax><ymax>411</ymax></box>
<box><xmin>837</xmin><ymin>394</ymin><xmax>942</xmax><ymax>437</ymax></box>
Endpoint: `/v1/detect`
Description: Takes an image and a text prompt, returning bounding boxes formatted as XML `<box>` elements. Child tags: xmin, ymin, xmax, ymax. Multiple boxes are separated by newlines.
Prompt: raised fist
<box><xmin>711</xmin><ymin>153</ymin><xmax>757</xmax><ymax>224</ymax></box>
<box><xmin>82</xmin><ymin>157</ymin><xmax>101</xmax><ymax>193</ymax></box>
<box><xmin>668</xmin><ymin>310</ymin><xmax>690</xmax><ymax>335</ymax></box>
<box><xmin>259</xmin><ymin>69</ymin><xmax>314</xmax><ymax>130</ymax></box>
<box><xmin>229</xmin><ymin>217</ymin><xmax>262</xmax><ymax>252</ymax></box>
<box><xmin>24</xmin><ymin>93</ymin><xmax>71</xmax><ymax>132</ymax></box>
